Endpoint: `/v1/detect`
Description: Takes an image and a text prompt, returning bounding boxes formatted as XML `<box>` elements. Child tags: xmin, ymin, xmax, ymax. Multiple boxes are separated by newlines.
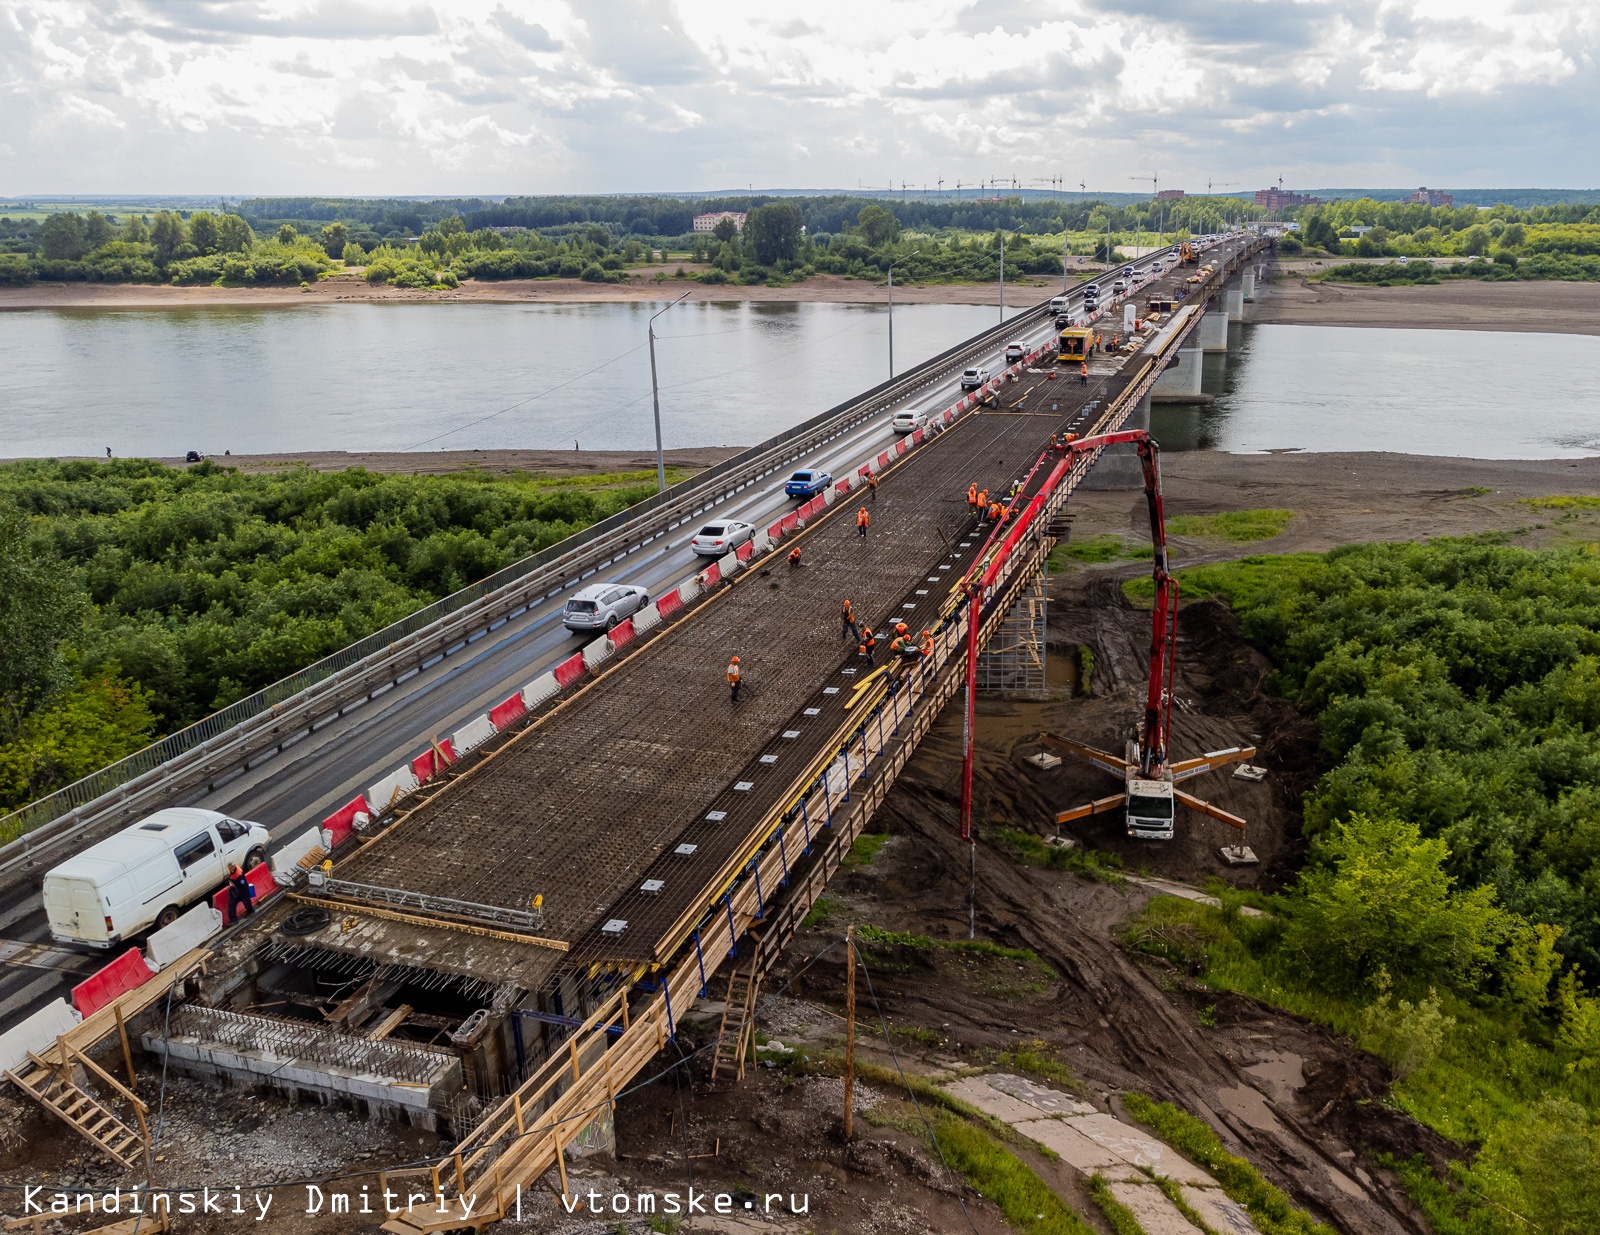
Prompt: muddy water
<box><xmin>0</xmin><ymin>300</ymin><xmax>1016</xmax><ymax>459</ymax></box>
<box><xmin>1151</xmin><ymin>322</ymin><xmax>1600</xmax><ymax>459</ymax></box>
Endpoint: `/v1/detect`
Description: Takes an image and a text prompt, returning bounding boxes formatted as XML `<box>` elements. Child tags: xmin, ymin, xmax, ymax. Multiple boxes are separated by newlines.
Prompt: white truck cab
<box><xmin>43</xmin><ymin>808</ymin><xmax>269</xmax><ymax>948</ymax></box>
<box><xmin>1125</xmin><ymin>776</ymin><xmax>1176</xmax><ymax>841</ymax></box>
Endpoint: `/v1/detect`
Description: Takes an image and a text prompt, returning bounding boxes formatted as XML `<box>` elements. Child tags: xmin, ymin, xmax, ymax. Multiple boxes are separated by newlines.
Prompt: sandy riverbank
<box><xmin>1255</xmin><ymin>266</ymin><xmax>1600</xmax><ymax>335</ymax></box>
<box><xmin>0</xmin><ymin>269</ymin><xmax>1063</xmax><ymax>310</ymax></box>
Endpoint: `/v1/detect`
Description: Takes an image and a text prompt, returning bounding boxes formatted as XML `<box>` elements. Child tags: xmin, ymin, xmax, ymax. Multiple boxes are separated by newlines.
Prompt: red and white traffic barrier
<box><xmin>321</xmin><ymin>795</ymin><xmax>371</xmax><ymax>848</ymax></box>
<box><xmin>489</xmin><ymin>690</ymin><xmax>527</xmax><ymax>729</ymax></box>
<box><xmin>71</xmin><ymin>948</ymin><xmax>155</xmax><ymax>1018</ymax></box>
<box><xmin>452</xmin><ymin>713</ymin><xmax>497</xmax><ymax>755</ymax></box>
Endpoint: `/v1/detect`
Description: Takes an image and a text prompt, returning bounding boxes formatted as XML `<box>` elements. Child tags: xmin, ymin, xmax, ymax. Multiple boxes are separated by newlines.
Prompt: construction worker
<box><xmin>894</xmin><ymin>620</ymin><xmax>909</xmax><ymax>639</ymax></box>
<box><xmin>225</xmin><ymin>863</ymin><xmax>254</xmax><ymax>923</ymax></box>
<box><xmin>867</xmin><ymin>471</ymin><xmax>879</xmax><ymax>501</ymax></box>
<box><xmin>842</xmin><ymin>599</ymin><xmax>856</xmax><ymax>641</ymax></box>
<box><xmin>967</xmin><ymin>481</ymin><xmax>978</xmax><ymax>511</ymax></box>
<box><xmin>919</xmin><ymin>629</ymin><xmax>935</xmax><ymax>658</ymax></box>
<box><xmin>858</xmin><ymin>624</ymin><xmax>877</xmax><ymax>665</ymax></box>
<box><xmin>856</xmin><ymin>507</ymin><xmax>870</xmax><ymax>537</ymax></box>
<box><xmin>892</xmin><ymin>633</ymin><xmax>920</xmax><ymax>660</ymax></box>
<box><xmin>789</xmin><ymin>545</ymin><xmax>802</xmax><ymax>567</ymax></box>
<box><xmin>727</xmin><ymin>655</ymin><xmax>742</xmax><ymax>702</ymax></box>
<box><xmin>1079</xmin><ymin>359</ymin><xmax>1089</xmax><ymax>385</ymax></box>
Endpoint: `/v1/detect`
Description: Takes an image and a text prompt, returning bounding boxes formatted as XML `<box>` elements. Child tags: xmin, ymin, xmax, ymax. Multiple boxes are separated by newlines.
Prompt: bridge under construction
<box><xmin>1</xmin><ymin>235</ymin><xmax>1270</xmax><ymax>1232</ymax></box>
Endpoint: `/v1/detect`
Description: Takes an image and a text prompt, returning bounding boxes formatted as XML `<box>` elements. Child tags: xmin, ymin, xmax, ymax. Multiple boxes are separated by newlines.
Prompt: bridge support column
<box><xmin>1080</xmin><ymin>392</ymin><xmax>1151</xmax><ymax>490</ymax></box>
<box><xmin>1150</xmin><ymin>350</ymin><xmax>1204</xmax><ymax>404</ymax></box>
<box><xmin>1224</xmin><ymin>288</ymin><xmax>1244</xmax><ymax>318</ymax></box>
<box><xmin>1241</xmin><ymin>271</ymin><xmax>1256</xmax><ymax>300</ymax></box>
<box><xmin>976</xmin><ymin>566</ymin><xmax>1048</xmax><ymax>698</ymax></box>
<box><xmin>1198</xmin><ymin>311</ymin><xmax>1229</xmax><ymax>353</ymax></box>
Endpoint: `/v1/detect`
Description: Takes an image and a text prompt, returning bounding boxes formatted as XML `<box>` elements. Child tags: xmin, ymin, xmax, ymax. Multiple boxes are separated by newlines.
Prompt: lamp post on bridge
<box><xmin>887</xmin><ymin>248</ymin><xmax>920</xmax><ymax>379</ymax></box>
<box><xmin>647</xmin><ymin>290</ymin><xmax>692</xmax><ymax>494</ymax></box>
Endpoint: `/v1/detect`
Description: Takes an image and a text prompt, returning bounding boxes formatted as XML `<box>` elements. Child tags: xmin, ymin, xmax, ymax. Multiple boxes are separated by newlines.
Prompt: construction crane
<box><xmin>1031</xmin><ymin>439</ymin><xmax>1255</xmax><ymax>839</ymax></box>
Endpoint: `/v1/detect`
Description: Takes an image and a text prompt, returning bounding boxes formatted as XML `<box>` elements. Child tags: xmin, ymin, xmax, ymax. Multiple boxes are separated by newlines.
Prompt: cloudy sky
<box><xmin>3</xmin><ymin>0</ymin><xmax>1597</xmax><ymax>195</ymax></box>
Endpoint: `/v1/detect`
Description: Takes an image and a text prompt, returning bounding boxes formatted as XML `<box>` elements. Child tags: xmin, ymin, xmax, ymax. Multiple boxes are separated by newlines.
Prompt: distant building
<box><xmin>1409</xmin><ymin>186</ymin><xmax>1454</xmax><ymax>207</ymax></box>
<box><xmin>1253</xmin><ymin>188</ymin><xmax>1322</xmax><ymax>212</ymax></box>
<box><xmin>1156</xmin><ymin>189</ymin><xmax>1186</xmax><ymax>200</ymax></box>
<box><xmin>693</xmin><ymin>211</ymin><xmax>746</xmax><ymax>233</ymax></box>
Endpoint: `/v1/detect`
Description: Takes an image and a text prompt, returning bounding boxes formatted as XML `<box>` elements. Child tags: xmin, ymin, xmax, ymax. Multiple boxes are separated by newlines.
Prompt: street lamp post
<box><xmin>998</xmin><ymin>232</ymin><xmax>1005</xmax><ymax>322</ymax></box>
<box><xmin>648</xmin><ymin>290</ymin><xmax>692</xmax><ymax>494</ymax></box>
<box><xmin>888</xmin><ymin>249</ymin><xmax>920</xmax><ymax>378</ymax></box>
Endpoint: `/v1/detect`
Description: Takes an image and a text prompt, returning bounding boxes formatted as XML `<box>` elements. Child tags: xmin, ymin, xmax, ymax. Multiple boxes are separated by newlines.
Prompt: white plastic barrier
<box><xmin>452</xmin><ymin>713</ymin><xmax>497</xmax><ymax>754</ymax></box>
<box><xmin>748</xmin><ymin>530</ymin><xmax>772</xmax><ymax>557</ymax></box>
<box><xmin>366</xmin><ymin>766</ymin><xmax>420</xmax><ymax>813</ymax></box>
<box><xmin>271</xmin><ymin>826</ymin><xmax>324</xmax><ymax>883</ymax></box>
<box><xmin>0</xmin><ymin>998</ymin><xmax>81</xmax><ymax>1074</ymax></box>
<box><xmin>582</xmin><ymin>635</ymin><xmax>613</xmax><ymax>671</ymax></box>
<box><xmin>521</xmin><ymin>671</ymin><xmax>560</xmax><ymax>709</ymax></box>
<box><xmin>718</xmin><ymin>550</ymin><xmax>741</xmax><ymax>578</ymax></box>
<box><xmin>822</xmin><ymin>484</ymin><xmax>838</xmax><ymax>506</ymax></box>
<box><xmin>632</xmin><ymin>605</ymin><xmax>662</xmax><ymax>635</ymax></box>
<box><xmin>677</xmin><ymin>578</ymin><xmax>702</xmax><ymax>604</ymax></box>
<box><xmin>147</xmin><ymin>903</ymin><xmax>223</xmax><ymax>969</ymax></box>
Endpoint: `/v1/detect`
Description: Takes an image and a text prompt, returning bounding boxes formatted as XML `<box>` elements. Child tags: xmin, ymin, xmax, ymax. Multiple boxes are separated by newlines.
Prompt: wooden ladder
<box><xmin>5</xmin><ymin>1046</ymin><xmax>150</xmax><ymax>1173</ymax></box>
<box><xmin>711</xmin><ymin>944</ymin><xmax>762</xmax><ymax>1083</ymax></box>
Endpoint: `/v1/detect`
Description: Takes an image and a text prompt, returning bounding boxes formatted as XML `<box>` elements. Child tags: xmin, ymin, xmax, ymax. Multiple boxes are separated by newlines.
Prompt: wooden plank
<box><xmin>366</xmin><ymin>1004</ymin><xmax>413</xmax><ymax>1041</ymax></box>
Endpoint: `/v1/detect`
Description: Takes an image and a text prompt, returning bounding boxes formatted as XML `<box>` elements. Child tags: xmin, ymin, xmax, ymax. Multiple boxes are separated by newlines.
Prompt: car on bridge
<box><xmin>892</xmin><ymin>407</ymin><xmax>931</xmax><ymax>434</ymax></box>
<box><xmin>563</xmin><ymin>583</ymin><xmax>650</xmax><ymax>633</ymax></box>
<box><xmin>690</xmin><ymin>520</ymin><xmax>755</xmax><ymax>556</ymax></box>
<box><xmin>1004</xmin><ymin>342</ymin><xmax>1027</xmax><ymax>364</ymax></box>
<box><xmin>783</xmin><ymin>469</ymin><xmax>833</xmax><ymax>500</ymax></box>
<box><xmin>959</xmin><ymin>366</ymin><xmax>991</xmax><ymax>391</ymax></box>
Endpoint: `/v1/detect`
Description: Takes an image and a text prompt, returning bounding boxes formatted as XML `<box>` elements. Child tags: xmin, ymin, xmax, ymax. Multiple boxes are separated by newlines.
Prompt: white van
<box><xmin>1049</xmin><ymin>295</ymin><xmax>1072</xmax><ymax>314</ymax></box>
<box><xmin>43</xmin><ymin>808</ymin><xmax>270</xmax><ymax>949</ymax></box>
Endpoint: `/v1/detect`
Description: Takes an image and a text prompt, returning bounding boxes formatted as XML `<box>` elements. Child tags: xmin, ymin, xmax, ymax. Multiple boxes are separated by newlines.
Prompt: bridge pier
<box><xmin>1080</xmin><ymin>392</ymin><xmax>1151</xmax><ymax>490</ymax></box>
<box><xmin>1150</xmin><ymin>350</ymin><xmax>1204</xmax><ymax>405</ymax></box>
<box><xmin>1224</xmin><ymin>288</ymin><xmax>1244</xmax><ymax>318</ymax></box>
<box><xmin>1198</xmin><ymin>311</ymin><xmax>1229</xmax><ymax>353</ymax></box>
<box><xmin>1242</xmin><ymin>270</ymin><xmax>1256</xmax><ymax>300</ymax></box>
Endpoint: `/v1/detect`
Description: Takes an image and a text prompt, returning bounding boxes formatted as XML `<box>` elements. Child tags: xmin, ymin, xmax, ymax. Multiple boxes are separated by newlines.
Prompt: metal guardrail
<box><xmin>0</xmin><ymin>288</ymin><xmax>1065</xmax><ymax>886</ymax></box>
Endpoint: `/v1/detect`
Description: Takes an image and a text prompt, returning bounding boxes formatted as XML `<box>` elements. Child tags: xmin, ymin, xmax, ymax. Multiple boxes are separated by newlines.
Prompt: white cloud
<box><xmin>0</xmin><ymin>0</ymin><xmax>1595</xmax><ymax>193</ymax></box>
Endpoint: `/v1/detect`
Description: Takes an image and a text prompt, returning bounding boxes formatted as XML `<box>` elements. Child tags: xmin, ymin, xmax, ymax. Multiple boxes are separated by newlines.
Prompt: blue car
<box><xmin>784</xmin><ymin>468</ymin><xmax>832</xmax><ymax>500</ymax></box>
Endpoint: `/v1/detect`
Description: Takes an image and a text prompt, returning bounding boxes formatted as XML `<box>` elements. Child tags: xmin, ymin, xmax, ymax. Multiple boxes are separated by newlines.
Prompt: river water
<box><xmin>3</xmin><ymin>305</ymin><xmax>1599</xmax><ymax>460</ymax></box>
<box><xmin>1154</xmin><ymin>322</ymin><xmax>1600</xmax><ymax>459</ymax></box>
<box><xmin>0</xmin><ymin>301</ymin><xmax>1016</xmax><ymax>459</ymax></box>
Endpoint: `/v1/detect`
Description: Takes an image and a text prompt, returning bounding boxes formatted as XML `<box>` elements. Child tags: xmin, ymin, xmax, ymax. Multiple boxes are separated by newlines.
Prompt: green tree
<box><xmin>711</xmin><ymin>216</ymin><xmax>739</xmax><ymax>244</ymax></box>
<box><xmin>1286</xmin><ymin>813</ymin><xmax>1510</xmax><ymax>992</ymax></box>
<box><xmin>216</xmin><ymin>214</ymin><xmax>254</xmax><ymax>253</ymax></box>
<box><xmin>0</xmin><ymin>675</ymin><xmax>157</xmax><ymax>811</ymax></box>
<box><xmin>0</xmin><ymin>505</ymin><xmax>87</xmax><ymax>734</ymax></box>
<box><xmin>149</xmin><ymin>211</ymin><xmax>187</xmax><ymax>264</ymax></box>
<box><xmin>276</xmin><ymin>223</ymin><xmax>298</xmax><ymax>245</ymax></box>
<box><xmin>120</xmin><ymin>215</ymin><xmax>150</xmax><ymax>244</ymax></box>
<box><xmin>856</xmin><ymin>203</ymin><xmax>900</xmax><ymax>246</ymax></box>
<box><xmin>38</xmin><ymin>213</ymin><xmax>89</xmax><ymax>261</ymax></box>
<box><xmin>1458</xmin><ymin>224</ymin><xmax>1491</xmax><ymax>256</ymax></box>
<box><xmin>341</xmin><ymin>242</ymin><xmax>365</xmax><ymax>264</ymax></box>
<box><xmin>320</xmin><ymin>222</ymin><xmax>349</xmax><ymax>259</ymax></box>
<box><xmin>83</xmin><ymin>211</ymin><xmax>115</xmax><ymax>250</ymax></box>
<box><xmin>188</xmin><ymin>211</ymin><xmax>220</xmax><ymax>255</ymax></box>
<box><xmin>437</xmin><ymin>216</ymin><xmax>466</xmax><ymax>237</ymax></box>
<box><xmin>744</xmin><ymin>201</ymin><xmax>803</xmax><ymax>265</ymax></box>
<box><xmin>1302</xmin><ymin>215</ymin><xmax>1340</xmax><ymax>251</ymax></box>
<box><xmin>1498</xmin><ymin>222</ymin><xmax>1527</xmax><ymax>250</ymax></box>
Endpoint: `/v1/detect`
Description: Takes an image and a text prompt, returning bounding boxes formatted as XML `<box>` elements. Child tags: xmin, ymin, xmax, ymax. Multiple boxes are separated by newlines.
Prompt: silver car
<box><xmin>563</xmin><ymin>583</ymin><xmax>650</xmax><ymax>633</ymax></box>
<box><xmin>689</xmin><ymin>520</ymin><xmax>755</xmax><ymax>557</ymax></box>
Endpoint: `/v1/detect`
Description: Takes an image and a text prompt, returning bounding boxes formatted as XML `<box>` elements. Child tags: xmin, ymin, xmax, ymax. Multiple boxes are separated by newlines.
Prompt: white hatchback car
<box><xmin>563</xmin><ymin>583</ymin><xmax>650</xmax><ymax>633</ymax></box>
<box><xmin>689</xmin><ymin>520</ymin><xmax>755</xmax><ymax>556</ymax></box>
<box><xmin>1003</xmin><ymin>342</ymin><xmax>1027</xmax><ymax>364</ymax></box>
<box><xmin>959</xmin><ymin>366</ymin><xmax>991</xmax><ymax>391</ymax></box>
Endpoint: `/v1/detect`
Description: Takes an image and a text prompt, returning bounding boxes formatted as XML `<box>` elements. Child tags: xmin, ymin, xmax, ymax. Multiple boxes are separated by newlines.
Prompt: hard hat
<box><xmin>730</xmin><ymin>655</ymin><xmax>740</xmax><ymax>662</ymax></box>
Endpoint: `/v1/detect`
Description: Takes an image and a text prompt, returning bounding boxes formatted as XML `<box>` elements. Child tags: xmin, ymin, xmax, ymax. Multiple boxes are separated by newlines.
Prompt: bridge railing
<box><xmin>0</xmin><ymin>287</ymin><xmax>1067</xmax><ymax>887</ymax></box>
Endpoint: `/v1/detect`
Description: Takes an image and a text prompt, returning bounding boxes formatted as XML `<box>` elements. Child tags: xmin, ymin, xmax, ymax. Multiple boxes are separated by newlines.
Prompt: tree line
<box><xmin>0</xmin><ymin>461</ymin><xmax>666</xmax><ymax>820</ymax></box>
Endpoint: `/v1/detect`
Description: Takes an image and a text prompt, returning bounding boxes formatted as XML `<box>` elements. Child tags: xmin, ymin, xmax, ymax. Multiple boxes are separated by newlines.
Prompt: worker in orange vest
<box><xmin>894</xmin><ymin>620</ymin><xmax>909</xmax><ymax>638</ymax></box>
<box><xmin>867</xmin><ymin>471</ymin><xmax>879</xmax><ymax>501</ymax></box>
<box><xmin>967</xmin><ymin>481</ymin><xmax>978</xmax><ymax>510</ymax></box>
<box><xmin>919</xmin><ymin>629</ymin><xmax>935</xmax><ymax>658</ymax></box>
<box><xmin>989</xmin><ymin>501</ymin><xmax>1005</xmax><ymax>523</ymax></box>
<box><xmin>789</xmin><ymin>545</ymin><xmax>802</xmax><ymax>567</ymax></box>
<box><xmin>841</xmin><ymin>599</ymin><xmax>856</xmax><ymax>641</ymax></box>
<box><xmin>727</xmin><ymin>655</ymin><xmax>742</xmax><ymax>702</ymax></box>
<box><xmin>856</xmin><ymin>507</ymin><xmax>870</xmax><ymax>537</ymax></box>
<box><xmin>1079</xmin><ymin>359</ymin><xmax>1088</xmax><ymax>384</ymax></box>
<box><xmin>858</xmin><ymin>624</ymin><xmax>877</xmax><ymax>665</ymax></box>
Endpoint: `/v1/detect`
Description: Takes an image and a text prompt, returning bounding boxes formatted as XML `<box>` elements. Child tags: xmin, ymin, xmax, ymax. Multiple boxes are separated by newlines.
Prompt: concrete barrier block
<box><xmin>366</xmin><ymin>767</ymin><xmax>420</xmax><ymax>813</ymax></box>
<box><xmin>677</xmin><ymin>577</ymin><xmax>701</xmax><ymax>603</ymax></box>
<box><xmin>748</xmin><ymin>531</ymin><xmax>772</xmax><ymax>557</ymax></box>
<box><xmin>0</xmin><ymin>998</ymin><xmax>81</xmax><ymax>1074</ymax></box>
<box><xmin>717</xmin><ymin>550</ymin><xmax>741</xmax><ymax>577</ymax></box>
<box><xmin>271</xmin><ymin>826</ymin><xmax>324</xmax><ymax>883</ymax></box>
<box><xmin>147</xmin><ymin>903</ymin><xmax>223</xmax><ymax>969</ymax></box>
<box><xmin>521</xmin><ymin>671</ymin><xmax>560</xmax><ymax>709</ymax></box>
<box><xmin>631</xmin><ymin>605</ymin><xmax>662</xmax><ymax>635</ymax></box>
<box><xmin>452</xmin><ymin>713</ymin><xmax>497</xmax><ymax>754</ymax></box>
<box><xmin>581</xmin><ymin>636</ymin><xmax>613</xmax><ymax>672</ymax></box>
